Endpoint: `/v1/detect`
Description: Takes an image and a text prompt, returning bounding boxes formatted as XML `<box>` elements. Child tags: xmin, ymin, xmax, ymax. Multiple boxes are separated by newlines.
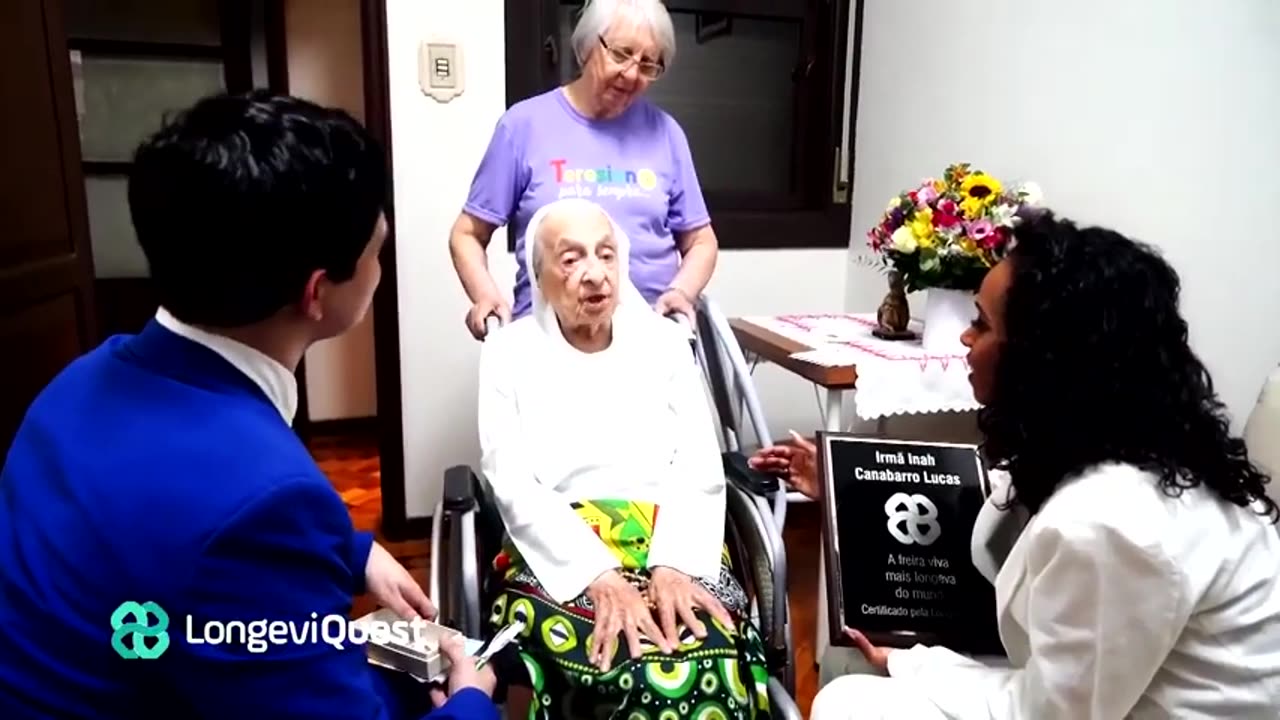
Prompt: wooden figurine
<box><xmin>872</xmin><ymin>270</ymin><xmax>917</xmax><ymax>340</ymax></box>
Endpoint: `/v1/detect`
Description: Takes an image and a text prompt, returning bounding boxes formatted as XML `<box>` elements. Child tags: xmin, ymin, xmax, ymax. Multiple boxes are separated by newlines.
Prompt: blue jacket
<box><xmin>0</xmin><ymin>321</ymin><xmax>497</xmax><ymax>720</ymax></box>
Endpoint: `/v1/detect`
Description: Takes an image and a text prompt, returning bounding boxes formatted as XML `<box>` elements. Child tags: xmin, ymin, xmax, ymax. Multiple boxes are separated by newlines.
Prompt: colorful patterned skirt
<box><xmin>489</xmin><ymin>499</ymin><xmax>774</xmax><ymax>720</ymax></box>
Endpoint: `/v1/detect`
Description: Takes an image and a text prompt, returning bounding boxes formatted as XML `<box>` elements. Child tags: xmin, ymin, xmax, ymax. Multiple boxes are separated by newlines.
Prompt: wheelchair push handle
<box><xmin>667</xmin><ymin>312</ymin><xmax>692</xmax><ymax>333</ymax></box>
<box><xmin>661</xmin><ymin>310</ymin><xmax>696</xmax><ymax>350</ymax></box>
<box><xmin>481</xmin><ymin>313</ymin><xmax>503</xmax><ymax>340</ymax></box>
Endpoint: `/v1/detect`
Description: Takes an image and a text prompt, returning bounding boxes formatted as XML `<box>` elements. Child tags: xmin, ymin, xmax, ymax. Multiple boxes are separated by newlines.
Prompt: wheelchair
<box><xmin>429</xmin><ymin>296</ymin><xmax>802</xmax><ymax>719</ymax></box>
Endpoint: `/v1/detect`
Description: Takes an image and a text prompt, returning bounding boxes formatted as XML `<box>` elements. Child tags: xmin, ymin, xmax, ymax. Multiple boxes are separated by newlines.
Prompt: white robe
<box><xmin>475</xmin><ymin>199</ymin><xmax>726</xmax><ymax>604</ymax></box>
<box><xmin>812</xmin><ymin>462</ymin><xmax>1280</xmax><ymax>719</ymax></box>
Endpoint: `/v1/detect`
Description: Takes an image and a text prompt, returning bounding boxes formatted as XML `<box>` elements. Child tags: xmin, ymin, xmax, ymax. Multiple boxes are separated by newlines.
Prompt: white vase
<box><xmin>921</xmin><ymin>288</ymin><xmax>975</xmax><ymax>354</ymax></box>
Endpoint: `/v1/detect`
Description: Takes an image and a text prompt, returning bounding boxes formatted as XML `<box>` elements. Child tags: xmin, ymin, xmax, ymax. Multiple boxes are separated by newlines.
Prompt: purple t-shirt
<box><xmin>462</xmin><ymin>88</ymin><xmax>710</xmax><ymax>318</ymax></box>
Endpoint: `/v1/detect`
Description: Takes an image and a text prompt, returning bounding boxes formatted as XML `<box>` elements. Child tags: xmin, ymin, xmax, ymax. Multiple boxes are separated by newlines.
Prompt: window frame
<box><xmin>502</xmin><ymin>0</ymin><xmax>864</xmax><ymax>251</ymax></box>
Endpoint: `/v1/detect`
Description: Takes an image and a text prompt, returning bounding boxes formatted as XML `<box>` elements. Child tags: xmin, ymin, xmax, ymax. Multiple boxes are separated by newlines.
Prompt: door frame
<box><xmin>359</xmin><ymin>0</ymin><xmax>422</xmax><ymax>541</ymax></box>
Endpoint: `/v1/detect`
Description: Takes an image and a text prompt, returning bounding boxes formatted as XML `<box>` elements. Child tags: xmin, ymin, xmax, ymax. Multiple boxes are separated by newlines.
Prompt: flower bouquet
<box><xmin>866</xmin><ymin>163</ymin><xmax>1041</xmax><ymax>352</ymax></box>
<box><xmin>867</xmin><ymin>163</ymin><xmax>1041</xmax><ymax>293</ymax></box>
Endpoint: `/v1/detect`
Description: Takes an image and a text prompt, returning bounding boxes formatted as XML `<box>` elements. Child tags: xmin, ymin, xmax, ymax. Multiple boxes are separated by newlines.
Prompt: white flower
<box><xmin>887</xmin><ymin>196</ymin><xmax>902</xmax><ymax>211</ymax></box>
<box><xmin>891</xmin><ymin>225</ymin><xmax>917</xmax><ymax>253</ymax></box>
<box><xmin>1019</xmin><ymin>181</ymin><xmax>1044</xmax><ymax>206</ymax></box>
<box><xmin>991</xmin><ymin>203</ymin><xmax>1018</xmax><ymax>228</ymax></box>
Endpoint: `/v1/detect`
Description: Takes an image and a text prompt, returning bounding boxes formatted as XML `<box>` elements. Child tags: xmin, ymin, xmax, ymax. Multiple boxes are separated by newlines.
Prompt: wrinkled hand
<box><xmin>365</xmin><ymin>541</ymin><xmax>436</xmax><ymax>621</ymax></box>
<box><xmin>585</xmin><ymin>570</ymin><xmax>671</xmax><ymax>671</ymax></box>
<box><xmin>844</xmin><ymin>627</ymin><xmax>892</xmax><ymax>675</ymax></box>
<box><xmin>465</xmin><ymin>295</ymin><xmax>511</xmax><ymax>340</ymax></box>
<box><xmin>429</xmin><ymin>634</ymin><xmax>497</xmax><ymax>707</ymax></box>
<box><xmin>653</xmin><ymin>288</ymin><xmax>696</xmax><ymax>325</ymax></box>
<box><xmin>648</xmin><ymin>566</ymin><xmax>735</xmax><ymax>649</ymax></box>
<box><xmin>749</xmin><ymin>431</ymin><xmax>819</xmax><ymax>500</ymax></box>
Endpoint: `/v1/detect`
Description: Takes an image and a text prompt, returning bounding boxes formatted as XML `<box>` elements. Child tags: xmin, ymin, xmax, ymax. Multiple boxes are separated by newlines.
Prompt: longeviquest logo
<box><xmin>111</xmin><ymin>601</ymin><xmax>170</xmax><ymax>659</ymax></box>
<box><xmin>884</xmin><ymin>492</ymin><xmax>942</xmax><ymax>546</ymax></box>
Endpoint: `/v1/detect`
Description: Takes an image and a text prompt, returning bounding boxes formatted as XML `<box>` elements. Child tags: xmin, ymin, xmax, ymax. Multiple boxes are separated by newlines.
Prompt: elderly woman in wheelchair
<box><xmin>474</xmin><ymin>198</ymin><xmax>773</xmax><ymax>719</ymax></box>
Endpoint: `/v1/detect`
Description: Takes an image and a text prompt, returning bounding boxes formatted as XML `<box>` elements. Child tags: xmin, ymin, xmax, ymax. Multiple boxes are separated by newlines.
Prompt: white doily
<box><xmin>742</xmin><ymin>314</ymin><xmax>980</xmax><ymax>420</ymax></box>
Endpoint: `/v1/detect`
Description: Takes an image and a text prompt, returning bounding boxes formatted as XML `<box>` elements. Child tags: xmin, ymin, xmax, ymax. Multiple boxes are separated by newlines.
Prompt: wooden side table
<box><xmin>728</xmin><ymin>317</ymin><xmax>869</xmax><ymax>664</ymax></box>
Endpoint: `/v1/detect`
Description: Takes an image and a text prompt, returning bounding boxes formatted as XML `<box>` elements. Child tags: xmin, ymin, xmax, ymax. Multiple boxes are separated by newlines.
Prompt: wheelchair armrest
<box><xmin>725</xmin><ymin>462</ymin><xmax>795</xmax><ymax>693</ymax></box>
<box><xmin>768</xmin><ymin>677</ymin><xmax>803</xmax><ymax>720</ymax></box>
<box><xmin>442</xmin><ymin>464</ymin><xmax>480</xmax><ymax>513</ymax></box>
<box><xmin>723</xmin><ymin>451</ymin><xmax>781</xmax><ymax>496</ymax></box>
<box><xmin>432</xmin><ymin>466</ymin><xmax>488</xmax><ymax>638</ymax></box>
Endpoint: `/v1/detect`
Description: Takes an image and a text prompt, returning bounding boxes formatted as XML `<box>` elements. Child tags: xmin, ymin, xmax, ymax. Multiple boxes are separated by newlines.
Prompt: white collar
<box><xmin>154</xmin><ymin>307</ymin><xmax>299</xmax><ymax>424</ymax></box>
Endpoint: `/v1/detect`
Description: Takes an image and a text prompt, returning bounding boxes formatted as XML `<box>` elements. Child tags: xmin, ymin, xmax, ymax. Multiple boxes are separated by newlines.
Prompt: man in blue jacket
<box><xmin>0</xmin><ymin>91</ymin><xmax>498</xmax><ymax>720</ymax></box>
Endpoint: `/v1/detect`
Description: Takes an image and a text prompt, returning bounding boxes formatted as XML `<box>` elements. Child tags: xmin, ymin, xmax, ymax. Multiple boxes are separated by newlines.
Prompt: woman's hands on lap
<box><xmin>586</xmin><ymin>570</ymin><xmax>671</xmax><ymax>671</ymax></box>
<box><xmin>648</xmin><ymin>566</ymin><xmax>735</xmax><ymax>646</ymax></box>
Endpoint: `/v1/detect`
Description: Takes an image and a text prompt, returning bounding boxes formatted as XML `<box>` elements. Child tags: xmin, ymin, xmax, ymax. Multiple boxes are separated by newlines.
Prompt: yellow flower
<box><xmin>909</xmin><ymin>207</ymin><xmax>934</xmax><ymax>248</ymax></box>
<box><xmin>891</xmin><ymin>225</ymin><xmax>917</xmax><ymax>253</ymax></box>
<box><xmin>960</xmin><ymin>172</ymin><xmax>1003</xmax><ymax>218</ymax></box>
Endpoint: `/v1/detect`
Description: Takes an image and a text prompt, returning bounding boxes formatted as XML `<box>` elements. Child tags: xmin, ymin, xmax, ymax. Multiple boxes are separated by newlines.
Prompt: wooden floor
<box><xmin>314</xmin><ymin>434</ymin><xmax>824</xmax><ymax>717</ymax></box>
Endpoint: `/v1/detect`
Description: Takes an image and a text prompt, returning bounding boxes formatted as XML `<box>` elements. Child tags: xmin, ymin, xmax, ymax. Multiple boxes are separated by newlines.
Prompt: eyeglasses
<box><xmin>598</xmin><ymin>36</ymin><xmax>665</xmax><ymax>80</ymax></box>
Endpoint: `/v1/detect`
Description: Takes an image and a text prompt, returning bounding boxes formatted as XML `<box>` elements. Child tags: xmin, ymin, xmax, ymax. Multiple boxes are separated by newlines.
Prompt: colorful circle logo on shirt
<box><xmin>636</xmin><ymin>168</ymin><xmax>658</xmax><ymax>191</ymax></box>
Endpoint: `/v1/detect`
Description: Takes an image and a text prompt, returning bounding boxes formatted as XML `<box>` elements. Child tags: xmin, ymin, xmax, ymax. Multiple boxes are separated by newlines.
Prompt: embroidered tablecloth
<box><xmin>741</xmin><ymin>313</ymin><xmax>980</xmax><ymax>421</ymax></box>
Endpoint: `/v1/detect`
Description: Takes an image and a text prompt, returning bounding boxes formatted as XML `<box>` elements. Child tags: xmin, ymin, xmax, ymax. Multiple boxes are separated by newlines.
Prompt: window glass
<box><xmin>557</xmin><ymin>5</ymin><xmax>801</xmax><ymax>196</ymax></box>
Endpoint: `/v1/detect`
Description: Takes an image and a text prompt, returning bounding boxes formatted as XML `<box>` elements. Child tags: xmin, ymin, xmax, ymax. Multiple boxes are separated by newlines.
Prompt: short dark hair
<box><xmin>979</xmin><ymin>211</ymin><xmax>1276</xmax><ymax>521</ymax></box>
<box><xmin>128</xmin><ymin>91</ymin><xmax>387</xmax><ymax>327</ymax></box>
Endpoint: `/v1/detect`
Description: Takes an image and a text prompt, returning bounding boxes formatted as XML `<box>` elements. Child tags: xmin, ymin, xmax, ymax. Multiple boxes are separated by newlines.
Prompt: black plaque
<box><xmin>819</xmin><ymin>432</ymin><xmax>1004</xmax><ymax>656</ymax></box>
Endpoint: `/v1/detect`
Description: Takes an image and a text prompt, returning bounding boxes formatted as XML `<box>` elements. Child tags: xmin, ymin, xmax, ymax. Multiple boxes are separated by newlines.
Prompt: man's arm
<box><xmin>426</xmin><ymin>689</ymin><xmax>500</xmax><ymax>720</ymax></box>
<box><xmin>646</xmin><ymin>331</ymin><xmax>726</xmax><ymax>581</ymax></box>
<box><xmin>167</xmin><ymin>477</ymin><xmax>477</xmax><ymax>719</ymax></box>
<box><xmin>477</xmin><ymin>334</ymin><xmax>620</xmax><ymax>603</ymax></box>
<box><xmin>348</xmin><ymin>529</ymin><xmax>375</xmax><ymax>595</ymax></box>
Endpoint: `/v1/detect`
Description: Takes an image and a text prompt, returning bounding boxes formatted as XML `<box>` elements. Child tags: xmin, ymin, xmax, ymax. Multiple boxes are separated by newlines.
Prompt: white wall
<box><xmin>845</xmin><ymin>0</ymin><xmax>1280</xmax><ymax>433</ymax></box>
<box><xmin>285</xmin><ymin>0</ymin><xmax>379</xmax><ymax>421</ymax></box>
<box><xmin>386</xmin><ymin>0</ymin><xmax>848</xmax><ymax>520</ymax></box>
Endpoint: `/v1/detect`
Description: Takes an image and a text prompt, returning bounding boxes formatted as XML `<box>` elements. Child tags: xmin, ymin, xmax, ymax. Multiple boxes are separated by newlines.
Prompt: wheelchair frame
<box><xmin>429</xmin><ymin>296</ymin><xmax>800</xmax><ymax>719</ymax></box>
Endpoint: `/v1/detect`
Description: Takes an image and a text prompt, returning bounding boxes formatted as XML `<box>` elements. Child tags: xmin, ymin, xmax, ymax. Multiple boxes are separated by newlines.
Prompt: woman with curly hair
<box><xmin>760</xmin><ymin>210</ymin><xmax>1280</xmax><ymax>718</ymax></box>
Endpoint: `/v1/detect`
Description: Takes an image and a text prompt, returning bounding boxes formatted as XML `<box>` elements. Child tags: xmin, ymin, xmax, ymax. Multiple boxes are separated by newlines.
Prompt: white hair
<box><xmin>571</xmin><ymin>0</ymin><xmax>677</xmax><ymax>69</ymax></box>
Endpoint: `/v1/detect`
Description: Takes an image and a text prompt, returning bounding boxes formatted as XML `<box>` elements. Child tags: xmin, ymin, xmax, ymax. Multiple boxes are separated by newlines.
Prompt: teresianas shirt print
<box><xmin>462</xmin><ymin>88</ymin><xmax>710</xmax><ymax>317</ymax></box>
<box><xmin>547</xmin><ymin>158</ymin><xmax>661</xmax><ymax>201</ymax></box>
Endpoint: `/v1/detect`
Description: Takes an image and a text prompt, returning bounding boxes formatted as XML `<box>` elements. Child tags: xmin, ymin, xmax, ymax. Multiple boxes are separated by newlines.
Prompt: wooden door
<box><xmin>0</xmin><ymin>0</ymin><xmax>98</xmax><ymax>459</ymax></box>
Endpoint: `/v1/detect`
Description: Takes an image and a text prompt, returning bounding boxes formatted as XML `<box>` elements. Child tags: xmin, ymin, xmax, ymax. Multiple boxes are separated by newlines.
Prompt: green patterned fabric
<box><xmin>491</xmin><ymin>499</ymin><xmax>773</xmax><ymax>720</ymax></box>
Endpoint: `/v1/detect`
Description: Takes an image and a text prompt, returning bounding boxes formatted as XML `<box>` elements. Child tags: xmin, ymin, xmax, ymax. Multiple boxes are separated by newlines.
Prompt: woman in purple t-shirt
<box><xmin>448</xmin><ymin>0</ymin><xmax>720</xmax><ymax>340</ymax></box>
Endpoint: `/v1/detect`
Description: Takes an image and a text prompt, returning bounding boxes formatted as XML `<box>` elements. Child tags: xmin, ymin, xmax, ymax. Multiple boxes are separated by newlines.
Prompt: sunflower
<box><xmin>959</xmin><ymin>172</ymin><xmax>1003</xmax><ymax>218</ymax></box>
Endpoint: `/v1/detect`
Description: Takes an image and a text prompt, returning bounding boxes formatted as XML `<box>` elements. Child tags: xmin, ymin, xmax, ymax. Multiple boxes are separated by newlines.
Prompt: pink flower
<box><xmin>938</xmin><ymin>198</ymin><xmax>958</xmax><ymax>216</ymax></box>
<box><xmin>916</xmin><ymin>184</ymin><xmax>938</xmax><ymax>205</ymax></box>
<box><xmin>968</xmin><ymin>219</ymin><xmax>996</xmax><ymax>247</ymax></box>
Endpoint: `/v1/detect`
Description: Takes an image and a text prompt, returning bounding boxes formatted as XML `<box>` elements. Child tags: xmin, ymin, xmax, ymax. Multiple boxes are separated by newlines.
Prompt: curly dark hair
<box><xmin>978</xmin><ymin>210</ymin><xmax>1277</xmax><ymax>520</ymax></box>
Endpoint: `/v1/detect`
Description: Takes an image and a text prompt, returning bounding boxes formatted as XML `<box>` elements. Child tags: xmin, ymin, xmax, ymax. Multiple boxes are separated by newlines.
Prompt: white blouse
<box><xmin>888</xmin><ymin>462</ymin><xmax>1280</xmax><ymax>718</ymax></box>
<box><xmin>476</xmin><ymin>310</ymin><xmax>726</xmax><ymax>603</ymax></box>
